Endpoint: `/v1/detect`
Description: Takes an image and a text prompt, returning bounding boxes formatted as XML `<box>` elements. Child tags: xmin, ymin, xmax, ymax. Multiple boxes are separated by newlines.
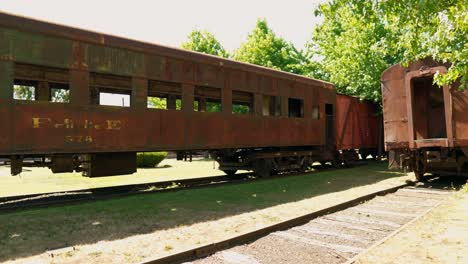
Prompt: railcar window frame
<box><xmin>90</xmin><ymin>72</ymin><xmax>132</xmax><ymax>108</ymax></box>
<box><xmin>232</xmin><ymin>90</ymin><xmax>254</xmax><ymax>115</ymax></box>
<box><xmin>262</xmin><ymin>95</ymin><xmax>281</xmax><ymax>117</ymax></box>
<box><xmin>12</xmin><ymin>63</ymin><xmax>70</xmax><ymax>103</ymax></box>
<box><xmin>288</xmin><ymin>97</ymin><xmax>304</xmax><ymax>118</ymax></box>
<box><xmin>147</xmin><ymin>80</ymin><xmax>182</xmax><ymax>111</ymax></box>
<box><xmin>194</xmin><ymin>86</ymin><xmax>222</xmax><ymax>113</ymax></box>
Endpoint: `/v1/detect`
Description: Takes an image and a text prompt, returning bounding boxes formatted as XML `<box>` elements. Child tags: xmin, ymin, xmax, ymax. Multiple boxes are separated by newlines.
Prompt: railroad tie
<box><xmin>313</xmin><ymin>218</ymin><xmax>387</xmax><ymax>233</ymax></box>
<box><xmin>272</xmin><ymin>231</ymin><xmax>365</xmax><ymax>254</ymax></box>
<box><xmin>292</xmin><ymin>226</ymin><xmax>371</xmax><ymax>243</ymax></box>
<box><xmin>214</xmin><ymin>250</ymin><xmax>261</xmax><ymax>264</ymax></box>
<box><xmin>326</xmin><ymin>214</ymin><xmax>401</xmax><ymax>228</ymax></box>
<box><xmin>351</xmin><ymin>207</ymin><xmax>419</xmax><ymax>218</ymax></box>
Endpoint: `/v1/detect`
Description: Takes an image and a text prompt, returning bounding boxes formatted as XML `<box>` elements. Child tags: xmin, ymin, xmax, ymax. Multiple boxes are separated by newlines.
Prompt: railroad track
<box><xmin>143</xmin><ymin>179</ymin><xmax>458</xmax><ymax>264</ymax></box>
<box><xmin>0</xmin><ymin>163</ymin><xmax>346</xmax><ymax>212</ymax></box>
<box><xmin>0</xmin><ymin>173</ymin><xmax>252</xmax><ymax>212</ymax></box>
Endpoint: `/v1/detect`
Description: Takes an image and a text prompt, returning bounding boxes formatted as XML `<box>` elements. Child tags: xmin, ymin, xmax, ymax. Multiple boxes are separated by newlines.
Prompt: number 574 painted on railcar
<box><xmin>0</xmin><ymin>12</ymin><xmax>382</xmax><ymax>177</ymax></box>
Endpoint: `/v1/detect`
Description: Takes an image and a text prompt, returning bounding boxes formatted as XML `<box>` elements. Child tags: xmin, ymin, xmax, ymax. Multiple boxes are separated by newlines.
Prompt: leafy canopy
<box><xmin>312</xmin><ymin>0</ymin><xmax>467</xmax><ymax>102</ymax></box>
<box><xmin>181</xmin><ymin>30</ymin><xmax>230</xmax><ymax>58</ymax></box>
<box><xmin>234</xmin><ymin>19</ymin><xmax>311</xmax><ymax>75</ymax></box>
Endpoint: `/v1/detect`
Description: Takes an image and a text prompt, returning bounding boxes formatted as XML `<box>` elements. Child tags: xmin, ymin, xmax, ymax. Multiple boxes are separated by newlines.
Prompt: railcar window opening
<box><xmin>325</xmin><ymin>103</ymin><xmax>333</xmax><ymax>116</ymax></box>
<box><xmin>232</xmin><ymin>90</ymin><xmax>254</xmax><ymax>115</ymax></box>
<box><xmin>312</xmin><ymin>105</ymin><xmax>320</xmax><ymax>120</ymax></box>
<box><xmin>13</xmin><ymin>80</ymin><xmax>37</xmax><ymax>101</ymax></box>
<box><xmin>99</xmin><ymin>90</ymin><xmax>131</xmax><ymax>107</ymax></box>
<box><xmin>194</xmin><ymin>86</ymin><xmax>222</xmax><ymax>113</ymax></box>
<box><xmin>262</xmin><ymin>95</ymin><xmax>281</xmax><ymax>116</ymax></box>
<box><xmin>148</xmin><ymin>80</ymin><xmax>182</xmax><ymax>110</ymax></box>
<box><xmin>288</xmin><ymin>98</ymin><xmax>304</xmax><ymax>118</ymax></box>
<box><xmin>90</xmin><ymin>73</ymin><xmax>132</xmax><ymax>107</ymax></box>
<box><xmin>50</xmin><ymin>83</ymin><xmax>70</xmax><ymax>103</ymax></box>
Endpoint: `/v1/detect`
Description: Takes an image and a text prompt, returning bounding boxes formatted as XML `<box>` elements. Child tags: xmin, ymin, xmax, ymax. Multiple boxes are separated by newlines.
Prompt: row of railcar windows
<box><xmin>12</xmin><ymin>64</ymin><xmax>320</xmax><ymax>119</ymax></box>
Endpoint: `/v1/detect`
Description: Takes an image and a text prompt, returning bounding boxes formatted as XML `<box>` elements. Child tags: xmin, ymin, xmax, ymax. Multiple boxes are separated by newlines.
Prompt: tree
<box><xmin>312</xmin><ymin>0</ymin><xmax>467</xmax><ymax>102</ymax></box>
<box><xmin>380</xmin><ymin>0</ymin><xmax>467</xmax><ymax>88</ymax></box>
<box><xmin>234</xmin><ymin>19</ymin><xmax>312</xmax><ymax>75</ymax></box>
<box><xmin>312</xmin><ymin>0</ymin><xmax>401</xmax><ymax>102</ymax></box>
<box><xmin>181</xmin><ymin>30</ymin><xmax>229</xmax><ymax>58</ymax></box>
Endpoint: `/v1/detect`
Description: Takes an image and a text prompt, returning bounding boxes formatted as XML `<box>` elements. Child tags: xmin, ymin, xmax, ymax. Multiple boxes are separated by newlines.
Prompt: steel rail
<box><xmin>0</xmin><ymin>163</ymin><xmax>347</xmax><ymax>212</ymax></box>
<box><xmin>0</xmin><ymin>173</ymin><xmax>251</xmax><ymax>212</ymax></box>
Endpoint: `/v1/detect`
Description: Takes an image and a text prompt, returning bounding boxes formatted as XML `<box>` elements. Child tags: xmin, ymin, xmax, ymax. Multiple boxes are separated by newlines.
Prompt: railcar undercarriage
<box><xmin>389</xmin><ymin>147</ymin><xmax>468</xmax><ymax>180</ymax></box>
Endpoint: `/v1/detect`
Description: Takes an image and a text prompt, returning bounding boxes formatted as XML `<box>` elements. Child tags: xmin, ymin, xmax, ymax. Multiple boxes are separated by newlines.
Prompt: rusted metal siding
<box><xmin>452</xmin><ymin>88</ymin><xmax>468</xmax><ymax>146</ymax></box>
<box><xmin>335</xmin><ymin>94</ymin><xmax>380</xmax><ymax>150</ymax></box>
<box><xmin>0</xmin><ymin>27</ymin><xmax>72</xmax><ymax>68</ymax></box>
<box><xmin>381</xmin><ymin>64</ymin><xmax>409</xmax><ymax>150</ymax></box>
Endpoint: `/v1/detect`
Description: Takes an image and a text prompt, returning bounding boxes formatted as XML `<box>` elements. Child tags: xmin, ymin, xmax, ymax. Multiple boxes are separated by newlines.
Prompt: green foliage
<box><xmin>234</xmin><ymin>19</ymin><xmax>312</xmax><ymax>75</ymax></box>
<box><xmin>312</xmin><ymin>0</ymin><xmax>401</xmax><ymax>102</ymax></box>
<box><xmin>136</xmin><ymin>152</ymin><xmax>167</xmax><ymax>168</ymax></box>
<box><xmin>232</xmin><ymin>104</ymin><xmax>250</xmax><ymax>114</ymax></box>
<box><xmin>181</xmin><ymin>30</ymin><xmax>230</xmax><ymax>58</ymax></box>
<box><xmin>148</xmin><ymin>97</ymin><xmax>181</xmax><ymax>110</ymax></box>
<box><xmin>312</xmin><ymin>0</ymin><xmax>467</xmax><ymax>102</ymax></box>
<box><xmin>13</xmin><ymin>85</ymin><xmax>35</xmax><ymax>100</ymax></box>
<box><xmin>380</xmin><ymin>0</ymin><xmax>467</xmax><ymax>88</ymax></box>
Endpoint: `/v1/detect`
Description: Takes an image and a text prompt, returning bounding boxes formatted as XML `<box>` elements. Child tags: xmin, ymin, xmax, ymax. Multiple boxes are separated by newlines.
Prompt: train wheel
<box><xmin>222</xmin><ymin>170</ymin><xmax>237</xmax><ymax>177</ymax></box>
<box><xmin>253</xmin><ymin>159</ymin><xmax>272</xmax><ymax>178</ymax></box>
<box><xmin>415</xmin><ymin>161</ymin><xmax>426</xmax><ymax>181</ymax></box>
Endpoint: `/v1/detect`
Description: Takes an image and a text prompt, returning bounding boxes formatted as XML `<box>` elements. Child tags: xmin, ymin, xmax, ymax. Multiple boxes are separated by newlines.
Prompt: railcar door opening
<box><xmin>411</xmin><ymin>75</ymin><xmax>447</xmax><ymax>140</ymax></box>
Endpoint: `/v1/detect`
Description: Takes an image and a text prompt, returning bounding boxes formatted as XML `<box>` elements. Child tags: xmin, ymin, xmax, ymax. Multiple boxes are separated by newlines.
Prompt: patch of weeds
<box><xmin>164</xmin><ymin>245</ymin><xmax>173</xmax><ymax>251</ymax></box>
<box><xmin>89</xmin><ymin>251</ymin><xmax>102</xmax><ymax>257</ymax></box>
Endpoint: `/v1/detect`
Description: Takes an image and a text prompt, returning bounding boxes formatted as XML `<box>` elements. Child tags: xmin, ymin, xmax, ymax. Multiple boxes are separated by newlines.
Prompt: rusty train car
<box><xmin>0</xmin><ymin>12</ymin><xmax>381</xmax><ymax>178</ymax></box>
<box><xmin>381</xmin><ymin>58</ymin><xmax>467</xmax><ymax>180</ymax></box>
<box><xmin>335</xmin><ymin>94</ymin><xmax>383</xmax><ymax>163</ymax></box>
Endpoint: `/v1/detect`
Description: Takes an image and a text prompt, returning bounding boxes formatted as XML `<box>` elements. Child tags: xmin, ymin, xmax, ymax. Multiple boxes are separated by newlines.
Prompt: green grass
<box><xmin>0</xmin><ymin>162</ymin><xmax>406</xmax><ymax>261</ymax></box>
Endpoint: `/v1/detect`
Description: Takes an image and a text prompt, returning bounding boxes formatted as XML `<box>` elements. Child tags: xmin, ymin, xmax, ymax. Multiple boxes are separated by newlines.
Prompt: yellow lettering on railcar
<box><xmin>32</xmin><ymin>117</ymin><xmax>120</xmax><ymax>144</ymax></box>
<box><xmin>32</xmin><ymin>118</ymin><xmax>122</xmax><ymax>130</ymax></box>
<box><xmin>106</xmin><ymin>120</ymin><xmax>122</xmax><ymax>130</ymax></box>
<box><xmin>32</xmin><ymin>118</ymin><xmax>52</xmax><ymax>128</ymax></box>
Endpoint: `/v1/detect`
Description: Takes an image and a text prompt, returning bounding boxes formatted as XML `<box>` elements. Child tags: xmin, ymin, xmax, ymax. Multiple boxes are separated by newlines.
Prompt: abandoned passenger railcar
<box><xmin>0</xmin><ymin>12</ymin><xmax>336</xmax><ymax>177</ymax></box>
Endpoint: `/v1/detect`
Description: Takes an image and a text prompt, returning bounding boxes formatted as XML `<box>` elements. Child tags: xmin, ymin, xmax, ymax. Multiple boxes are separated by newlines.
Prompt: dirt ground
<box><xmin>0</xmin><ymin>158</ymin><xmax>227</xmax><ymax>197</ymax></box>
<box><xmin>1</xmin><ymin>163</ymin><xmax>411</xmax><ymax>264</ymax></box>
<box><xmin>356</xmin><ymin>189</ymin><xmax>468</xmax><ymax>264</ymax></box>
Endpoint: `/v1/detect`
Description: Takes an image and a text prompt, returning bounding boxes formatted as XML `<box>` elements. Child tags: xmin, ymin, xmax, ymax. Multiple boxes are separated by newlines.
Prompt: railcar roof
<box><xmin>0</xmin><ymin>11</ymin><xmax>334</xmax><ymax>90</ymax></box>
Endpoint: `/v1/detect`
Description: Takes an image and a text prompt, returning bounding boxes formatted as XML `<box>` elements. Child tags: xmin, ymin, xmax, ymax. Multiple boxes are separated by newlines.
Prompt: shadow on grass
<box><xmin>0</xmin><ymin>161</ymin><xmax>406</xmax><ymax>261</ymax></box>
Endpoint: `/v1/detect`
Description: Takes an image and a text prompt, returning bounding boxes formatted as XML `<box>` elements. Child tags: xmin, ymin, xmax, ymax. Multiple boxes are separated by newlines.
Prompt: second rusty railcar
<box><xmin>381</xmin><ymin>58</ymin><xmax>467</xmax><ymax>180</ymax></box>
<box><xmin>0</xmin><ymin>12</ymin><xmax>337</xmax><ymax>177</ymax></box>
<box><xmin>335</xmin><ymin>94</ymin><xmax>383</xmax><ymax>163</ymax></box>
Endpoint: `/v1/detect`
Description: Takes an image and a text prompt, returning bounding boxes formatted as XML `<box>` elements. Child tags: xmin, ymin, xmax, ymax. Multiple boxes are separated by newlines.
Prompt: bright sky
<box><xmin>0</xmin><ymin>0</ymin><xmax>326</xmax><ymax>52</ymax></box>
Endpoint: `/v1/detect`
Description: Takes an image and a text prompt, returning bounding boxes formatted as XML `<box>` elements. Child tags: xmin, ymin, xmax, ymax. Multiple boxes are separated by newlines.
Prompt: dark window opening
<box><xmin>13</xmin><ymin>63</ymin><xmax>69</xmax><ymax>102</ymax></box>
<box><xmin>91</xmin><ymin>73</ymin><xmax>132</xmax><ymax>107</ymax></box>
<box><xmin>412</xmin><ymin>76</ymin><xmax>447</xmax><ymax>139</ymax></box>
<box><xmin>262</xmin><ymin>95</ymin><xmax>281</xmax><ymax>116</ymax></box>
<box><xmin>232</xmin><ymin>91</ymin><xmax>254</xmax><ymax>115</ymax></box>
<box><xmin>325</xmin><ymin>103</ymin><xmax>333</xmax><ymax>116</ymax></box>
<box><xmin>148</xmin><ymin>80</ymin><xmax>182</xmax><ymax>110</ymax></box>
<box><xmin>194</xmin><ymin>86</ymin><xmax>222</xmax><ymax>113</ymax></box>
<box><xmin>312</xmin><ymin>105</ymin><xmax>320</xmax><ymax>120</ymax></box>
<box><xmin>288</xmin><ymin>98</ymin><xmax>304</xmax><ymax>118</ymax></box>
